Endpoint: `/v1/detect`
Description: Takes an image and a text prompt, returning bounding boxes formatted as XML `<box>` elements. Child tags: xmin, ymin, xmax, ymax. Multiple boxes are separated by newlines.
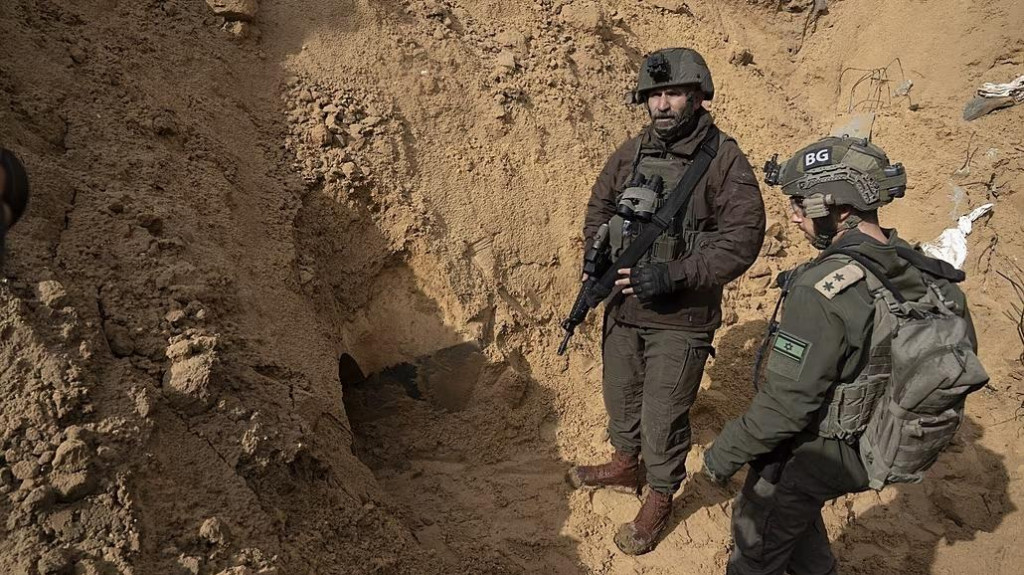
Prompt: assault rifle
<box><xmin>557</xmin><ymin>223</ymin><xmax>611</xmax><ymax>355</ymax></box>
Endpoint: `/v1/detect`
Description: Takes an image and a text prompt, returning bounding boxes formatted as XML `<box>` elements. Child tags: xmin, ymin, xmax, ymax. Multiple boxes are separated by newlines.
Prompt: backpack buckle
<box><xmin>875</xmin><ymin>289</ymin><xmax>902</xmax><ymax>313</ymax></box>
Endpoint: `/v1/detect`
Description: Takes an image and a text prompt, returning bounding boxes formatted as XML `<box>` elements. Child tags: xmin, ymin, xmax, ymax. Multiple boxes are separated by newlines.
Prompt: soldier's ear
<box><xmin>835</xmin><ymin>205</ymin><xmax>856</xmax><ymax>224</ymax></box>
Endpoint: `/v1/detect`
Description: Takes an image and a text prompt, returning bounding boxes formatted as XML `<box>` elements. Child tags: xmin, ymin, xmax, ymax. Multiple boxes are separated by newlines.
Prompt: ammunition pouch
<box><xmin>650</xmin><ymin>229</ymin><xmax>706</xmax><ymax>263</ymax></box>
<box><xmin>611</xmin><ymin>221</ymin><xmax>707</xmax><ymax>265</ymax></box>
<box><xmin>650</xmin><ymin>234</ymin><xmax>678</xmax><ymax>262</ymax></box>
<box><xmin>610</xmin><ymin>153</ymin><xmax>700</xmax><ymax>264</ymax></box>
<box><xmin>816</xmin><ymin>373</ymin><xmax>889</xmax><ymax>442</ymax></box>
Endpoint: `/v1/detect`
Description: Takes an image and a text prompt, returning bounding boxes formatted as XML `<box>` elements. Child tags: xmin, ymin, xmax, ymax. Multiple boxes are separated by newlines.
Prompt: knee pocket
<box><xmin>642</xmin><ymin>416</ymin><xmax>692</xmax><ymax>453</ymax></box>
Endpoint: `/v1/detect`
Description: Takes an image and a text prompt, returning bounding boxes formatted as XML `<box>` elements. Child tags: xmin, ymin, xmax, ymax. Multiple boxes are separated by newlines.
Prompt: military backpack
<box><xmin>815</xmin><ymin>250</ymin><xmax>989</xmax><ymax>490</ymax></box>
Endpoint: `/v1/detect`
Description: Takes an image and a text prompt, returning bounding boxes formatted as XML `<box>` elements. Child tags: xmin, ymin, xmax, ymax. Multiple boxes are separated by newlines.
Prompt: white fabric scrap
<box><xmin>978</xmin><ymin>74</ymin><xmax>1024</xmax><ymax>102</ymax></box>
<box><xmin>920</xmin><ymin>203</ymin><xmax>995</xmax><ymax>269</ymax></box>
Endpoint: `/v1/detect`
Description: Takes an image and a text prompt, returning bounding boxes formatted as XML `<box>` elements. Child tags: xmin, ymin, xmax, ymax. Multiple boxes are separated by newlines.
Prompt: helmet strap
<box><xmin>840</xmin><ymin>213</ymin><xmax>863</xmax><ymax>231</ymax></box>
<box><xmin>810</xmin><ymin>215</ymin><xmax>838</xmax><ymax>250</ymax></box>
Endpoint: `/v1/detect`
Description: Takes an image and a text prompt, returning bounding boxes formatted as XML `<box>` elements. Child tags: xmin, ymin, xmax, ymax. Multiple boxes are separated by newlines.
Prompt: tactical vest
<box><xmin>608</xmin><ymin>145</ymin><xmax>708</xmax><ymax>265</ymax></box>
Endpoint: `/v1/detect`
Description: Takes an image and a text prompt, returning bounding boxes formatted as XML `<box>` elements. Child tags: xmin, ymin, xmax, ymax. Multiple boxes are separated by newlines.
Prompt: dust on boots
<box><xmin>614</xmin><ymin>488</ymin><xmax>673</xmax><ymax>556</ymax></box>
<box><xmin>566</xmin><ymin>450</ymin><xmax>645</xmax><ymax>495</ymax></box>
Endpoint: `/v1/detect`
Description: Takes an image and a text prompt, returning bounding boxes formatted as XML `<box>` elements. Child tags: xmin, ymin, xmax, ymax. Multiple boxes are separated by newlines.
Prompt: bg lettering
<box><xmin>805</xmin><ymin>149</ymin><xmax>830</xmax><ymax>167</ymax></box>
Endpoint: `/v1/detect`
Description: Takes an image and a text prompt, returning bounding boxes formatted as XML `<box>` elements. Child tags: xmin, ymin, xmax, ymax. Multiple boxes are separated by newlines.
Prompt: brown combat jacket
<box><xmin>583</xmin><ymin>111</ymin><xmax>766</xmax><ymax>331</ymax></box>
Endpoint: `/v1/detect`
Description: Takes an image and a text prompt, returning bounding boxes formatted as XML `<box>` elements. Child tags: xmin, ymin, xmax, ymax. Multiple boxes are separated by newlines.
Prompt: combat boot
<box><xmin>613</xmin><ymin>488</ymin><xmax>673</xmax><ymax>555</ymax></box>
<box><xmin>566</xmin><ymin>450</ymin><xmax>644</xmax><ymax>495</ymax></box>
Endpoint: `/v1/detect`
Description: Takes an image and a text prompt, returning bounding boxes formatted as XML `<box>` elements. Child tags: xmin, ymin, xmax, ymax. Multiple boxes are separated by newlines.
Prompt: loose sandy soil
<box><xmin>1</xmin><ymin>1</ymin><xmax>1023</xmax><ymax>574</ymax></box>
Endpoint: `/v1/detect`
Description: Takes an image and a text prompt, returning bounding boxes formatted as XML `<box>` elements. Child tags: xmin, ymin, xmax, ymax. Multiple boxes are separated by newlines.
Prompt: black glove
<box><xmin>630</xmin><ymin>263</ymin><xmax>674</xmax><ymax>303</ymax></box>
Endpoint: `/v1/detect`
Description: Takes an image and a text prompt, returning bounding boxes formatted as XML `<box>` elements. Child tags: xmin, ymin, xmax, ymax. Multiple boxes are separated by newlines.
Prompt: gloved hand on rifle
<box><xmin>615</xmin><ymin>263</ymin><xmax>674</xmax><ymax>303</ymax></box>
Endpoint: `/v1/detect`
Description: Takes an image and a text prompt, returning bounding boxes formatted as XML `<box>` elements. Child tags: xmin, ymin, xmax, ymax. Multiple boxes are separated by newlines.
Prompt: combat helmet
<box><xmin>763</xmin><ymin>136</ymin><xmax>907</xmax><ymax>248</ymax></box>
<box><xmin>633</xmin><ymin>48</ymin><xmax>715</xmax><ymax>103</ymax></box>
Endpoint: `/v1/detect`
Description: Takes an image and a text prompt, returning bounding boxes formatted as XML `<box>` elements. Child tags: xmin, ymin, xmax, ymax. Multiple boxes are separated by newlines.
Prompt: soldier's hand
<box><xmin>628</xmin><ymin>263</ymin><xmax>674</xmax><ymax>303</ymax></box>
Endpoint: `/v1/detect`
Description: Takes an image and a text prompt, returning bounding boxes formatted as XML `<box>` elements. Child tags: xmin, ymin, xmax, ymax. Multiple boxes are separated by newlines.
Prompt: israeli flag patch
<box><xmin>773</xmin><ymin>330</ymin><xmax>810</xmax><ymax>363</ymax></box>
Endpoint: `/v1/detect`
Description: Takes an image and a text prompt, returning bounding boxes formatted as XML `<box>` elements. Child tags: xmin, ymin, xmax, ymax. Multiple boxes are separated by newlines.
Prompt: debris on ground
<box><xmin>921</xmin><ymin>203</ymin><xmax>996</xmax><ymax>268</ymax></box>
<box><xmin>964</xmin><ymin>74</ymin><xmax>1024</xmax><ymax>120</ymax></box>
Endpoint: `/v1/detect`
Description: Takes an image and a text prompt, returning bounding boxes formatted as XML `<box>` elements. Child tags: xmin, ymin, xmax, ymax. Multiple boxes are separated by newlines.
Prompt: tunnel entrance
<box><xmin>339</xmin><ymin>342</ymin><xmax>485</xmax><ymax>411</ymax></box>
<box><xmin>338</xmin><ymin>345</ymin><xmax>582</xmax><ymax>573</ymax></box>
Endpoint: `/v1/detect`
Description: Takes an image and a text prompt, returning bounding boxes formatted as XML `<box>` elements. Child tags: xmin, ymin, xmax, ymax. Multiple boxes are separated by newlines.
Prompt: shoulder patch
<box><xmin>773</xmin><ymin>330</ymin><xmax>810</xmax><ymax>362</ymax></box>
<box><xmin>767</xmin><ymin>330</ymin><xmax>812</xmax><ymax>379</ymax></box>
<box><xmin>813</xmin><ymin>263</ymin><xmax>865</xmax><ymax>299</ymax></box>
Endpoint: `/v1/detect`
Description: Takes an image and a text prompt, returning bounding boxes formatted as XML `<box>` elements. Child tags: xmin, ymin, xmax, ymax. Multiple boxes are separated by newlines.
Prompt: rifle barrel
<box><xmin>557</xmin><ymin>332</ymin><xmax>572</xmax><ymax>356</ymax></box>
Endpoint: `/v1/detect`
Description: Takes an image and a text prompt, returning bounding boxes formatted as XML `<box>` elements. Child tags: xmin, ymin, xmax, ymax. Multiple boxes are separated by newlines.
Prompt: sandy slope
<box><xmin>0</xmin><ymin>0</ymin><xmax>1022</xmax><ymax>573</ymax></box>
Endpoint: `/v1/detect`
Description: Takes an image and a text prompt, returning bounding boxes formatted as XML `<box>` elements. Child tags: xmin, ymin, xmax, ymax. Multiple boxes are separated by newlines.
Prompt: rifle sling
<box><xmin>590</xmin><ymin>126</ymin><xmax>721</xmax><ymax>299</ymax></box>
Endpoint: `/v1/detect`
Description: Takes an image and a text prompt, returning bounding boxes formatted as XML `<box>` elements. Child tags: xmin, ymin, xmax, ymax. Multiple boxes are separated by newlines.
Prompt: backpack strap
<box><xmin>894</xmin><ymin>246</ymin><xmax>966</xmax><ymax>283</ymax></box>
<box><xmin>834</xmin><ymin>249</ymin><xmax>907</xmax><ymax>303</ymax></box>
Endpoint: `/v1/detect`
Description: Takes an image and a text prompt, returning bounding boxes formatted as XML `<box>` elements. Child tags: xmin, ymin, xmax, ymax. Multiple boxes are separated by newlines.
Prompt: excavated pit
<box><xmin>339</xmin><ymin>342</ymin><xmax>582</xmax><ymax>573</ymax></box>
<box><xmin>1</xmin><ymin>1</ymin><xmax>1023</xmax><ymax>574</ymax></box>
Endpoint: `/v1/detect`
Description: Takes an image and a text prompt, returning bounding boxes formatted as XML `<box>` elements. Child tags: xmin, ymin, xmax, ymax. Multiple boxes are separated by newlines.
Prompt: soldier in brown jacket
<box><xmin>566</xmin><ymin>48</ymin><xmax>766</xmax><ymax>554</ymax></box>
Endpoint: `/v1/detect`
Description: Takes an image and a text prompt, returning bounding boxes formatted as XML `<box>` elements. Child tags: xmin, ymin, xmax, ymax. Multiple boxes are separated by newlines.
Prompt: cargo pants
<box><xmin>602</xmin><ymin>316</ymin><xmax>714</xmax><ymax>495</ymax></box>
<box><xmin>726</xmin><ymin>439</ymin><xmax>868</xmax><ymax>575</ymax></box>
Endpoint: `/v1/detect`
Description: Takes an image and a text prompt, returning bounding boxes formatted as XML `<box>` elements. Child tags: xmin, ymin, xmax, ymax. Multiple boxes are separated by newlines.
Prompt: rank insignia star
<box><xmin>814</xmin><ymin>263</ymin><xmax>864</xmax><ymax>299</ymax></box>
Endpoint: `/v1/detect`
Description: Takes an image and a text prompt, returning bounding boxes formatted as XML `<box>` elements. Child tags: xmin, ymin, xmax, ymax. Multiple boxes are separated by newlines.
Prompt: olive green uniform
<box><xmin>586</xmin><ymin>111</ymin><xmax>765</xmax><ymax>494</ymax></box>
<box><xmin>704</xmin><ymin>230</ymin><xmax>975</xmax><ymax>575</ymax></box>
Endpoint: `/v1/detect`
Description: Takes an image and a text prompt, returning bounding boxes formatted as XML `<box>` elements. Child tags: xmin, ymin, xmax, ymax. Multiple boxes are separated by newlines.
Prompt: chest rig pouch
<box><xmin>609</xmin><ymin>154</ymin><xmax>701</xmax><ymax>264</ymax></box>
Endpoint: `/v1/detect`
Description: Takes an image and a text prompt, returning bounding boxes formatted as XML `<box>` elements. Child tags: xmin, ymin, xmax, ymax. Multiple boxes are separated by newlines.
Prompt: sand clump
<box><xmin>0</xmin><ymin>0</ymin><xmax>1022</xmax><ymax>574</ymax></box>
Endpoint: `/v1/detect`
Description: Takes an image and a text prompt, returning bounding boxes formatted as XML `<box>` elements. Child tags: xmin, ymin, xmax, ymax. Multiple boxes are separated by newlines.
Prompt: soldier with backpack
<box><xmin>702</xmin><ymin>136</ymin><xmax>988</xmax><ymax>575</ymax></box>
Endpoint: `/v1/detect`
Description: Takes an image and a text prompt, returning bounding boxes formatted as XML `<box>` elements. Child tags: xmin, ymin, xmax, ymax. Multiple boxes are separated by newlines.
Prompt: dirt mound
<box><xmin>1</xmin><ymin>0</ymin><xmax>1022</xmax><ymax>574</ymax></box>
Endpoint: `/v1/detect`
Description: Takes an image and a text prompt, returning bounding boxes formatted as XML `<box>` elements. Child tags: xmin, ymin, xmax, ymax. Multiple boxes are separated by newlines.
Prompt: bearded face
<box><xmin>646</xmin><ymin>86</ymin><xmax>704</xmax><ymax>142</ymax></box>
